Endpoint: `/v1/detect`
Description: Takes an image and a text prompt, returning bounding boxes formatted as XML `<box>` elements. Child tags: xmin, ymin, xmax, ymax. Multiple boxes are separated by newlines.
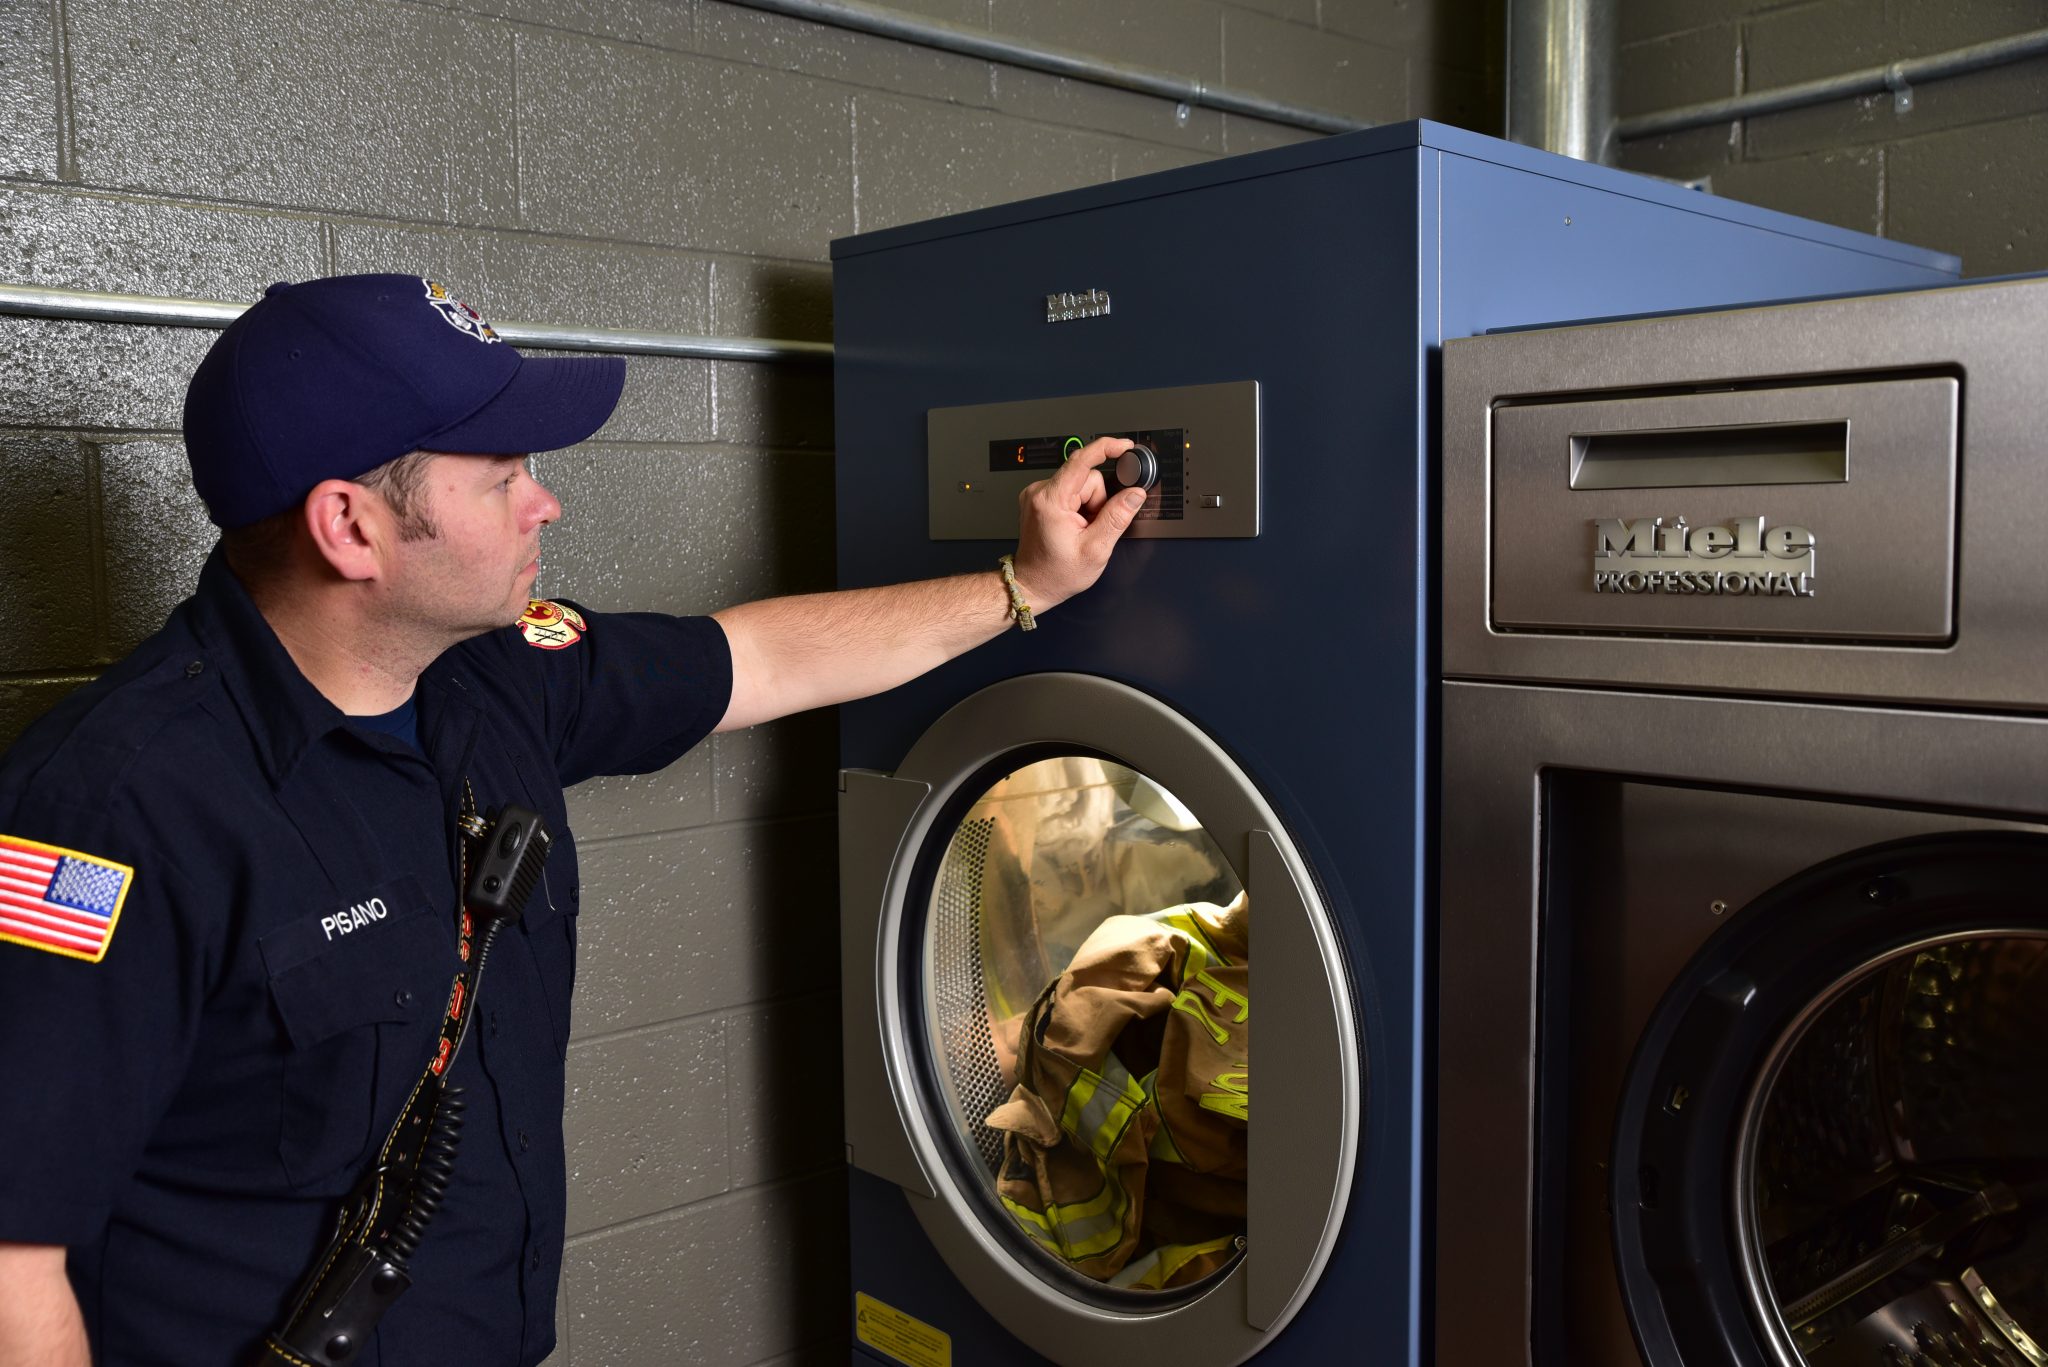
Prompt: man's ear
<box><xmin>301</xmin><ymin>479</ymin><xmax>387</xmax><ymax>582</ymax></box>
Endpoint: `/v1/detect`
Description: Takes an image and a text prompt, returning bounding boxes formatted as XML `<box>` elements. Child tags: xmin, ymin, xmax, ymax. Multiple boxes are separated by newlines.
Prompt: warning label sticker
<box><xmin>855</xmin><ymin>1292</ymin><xmax>951</xmax><ymax>1367</ymax></box>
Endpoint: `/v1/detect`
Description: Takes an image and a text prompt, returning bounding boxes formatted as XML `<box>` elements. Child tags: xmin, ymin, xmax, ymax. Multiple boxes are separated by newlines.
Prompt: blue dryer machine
<box><xmin>829</xmin><ymin>122</ymin><xmax>1957</xmax><ymax>1367</ymax></box>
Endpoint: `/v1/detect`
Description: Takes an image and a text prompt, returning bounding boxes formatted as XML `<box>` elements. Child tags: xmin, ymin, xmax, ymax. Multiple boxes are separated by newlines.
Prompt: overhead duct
<box><xmin>1507</xmin><ymin>0</ymin><xmax>1617</xmax><ymax>163</ymax></box>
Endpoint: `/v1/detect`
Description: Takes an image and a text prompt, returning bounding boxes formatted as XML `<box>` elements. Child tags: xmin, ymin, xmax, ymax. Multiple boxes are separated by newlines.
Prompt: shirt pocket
<box><xmin>522</xmin><ymin>826</ymin><xmax>580</xmax><ymax>1060</ymax></box>
<box><xmin>259</xmin><ymin>877</ymin><xmax>448</xmax><ymax>1188</ymax></box>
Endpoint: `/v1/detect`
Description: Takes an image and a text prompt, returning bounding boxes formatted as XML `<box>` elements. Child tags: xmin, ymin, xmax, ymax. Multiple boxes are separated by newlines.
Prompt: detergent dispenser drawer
<box><xmin>1488</xmin><ymin>376</ymin><xmax>1959</xmax><ymax>643</ymax></box>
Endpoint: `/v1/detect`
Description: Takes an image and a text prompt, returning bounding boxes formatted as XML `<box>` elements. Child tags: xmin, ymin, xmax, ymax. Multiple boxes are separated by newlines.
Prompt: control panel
<box><xmin>928</xmin><ymin>381</ymin><xmax>1259</xmax><ymax>540</ymax></box>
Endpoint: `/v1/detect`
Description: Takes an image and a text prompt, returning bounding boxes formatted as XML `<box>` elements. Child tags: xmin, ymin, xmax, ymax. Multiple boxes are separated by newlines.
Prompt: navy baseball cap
<box><xmin>183</xmin><ymin>274</ymin><xmax>626</xmax><ymax>528</ymax></box>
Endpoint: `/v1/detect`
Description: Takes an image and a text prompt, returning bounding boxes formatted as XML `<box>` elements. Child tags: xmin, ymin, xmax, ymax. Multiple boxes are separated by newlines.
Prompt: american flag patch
<box><xmin>0</xmin><ymin>834</ymin><xmax>135</xmax><ymax>963</ymax></box>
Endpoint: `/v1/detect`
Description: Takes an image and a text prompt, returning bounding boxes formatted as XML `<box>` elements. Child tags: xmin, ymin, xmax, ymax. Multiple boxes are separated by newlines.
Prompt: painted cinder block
<box><xmin>0</xmin><ymin>187</ymin><xmax>324</xmax><ymax>300</ymax></box>
<box><xmin>0</xmin><ymin>680</ymin><xmax>90</xmax><ymax>754</ymax></box>
<box><xmin>1222</xmin><ymin>8</ymin><xmax>1408</xmax><ymax>126</ymax></box>
<box><xmin>94</xmin><ymin>438</ymin><xmax>215</xmax><ymax>655</ymax></box>
<box><xmin>988</xmin><ymin>66</ymin><xmax>1228</xmax><ymax>157</ymax></box>
<box><xmin>0</xmin><ymin>0</ymin><xmax>57</xmax><ymax>180</ymax></box>
<box><xmin>1618</xmin><ymin>0</ymin><xmax>1756</xmax><ymax>48</ymax></box>
<box><xmin>0</xmin><ymin>318</ymin><xmax>211</xmax><ymax>431</ymax></box>
<box><xmin>1620</xmin><ymin>24</ymin><xmax>1740</xmax><ymax>120</ymax></box>
<box><xmin>1320</xmin><ymin>0</ymin><xmax>1467</xmax><ymax>55</ymax></box>
<box><xmin>1712</xmin><ymin>147</ymin><xmax>1885</xmax><ymax>238</ymax></box>
<box><xmin>1110</xmin><ymin>137</ymin><xmax>1216</xmax><ymax>183</ymax></box>
<box><xmin>1221</xmin><ymin>111</ymin><xmax>1326</xmax><ymax>155</ymax></box>
<box><xmin>1744</xmin><ymin>54</ymin><xmax>2048</xmax><ymax>163</ymax></box>
<box><xmin>568</xmin><ymin>816</ymin><xmax>839</xmax><ymax>1036</ymax></box>
<box><xmin>708</xmin><ymin>257</ymin><xmax>834</xmax><ymax>345</ymax></box>
<box><xmin>694</xmin><ymin>1</ymin><xmax>992</xmax><ymax>108</ymax></box>
<box><xmin>565</xmin><ymin>748</ymin><xmax>717</xmax><ymax>842</ymax></box>
<box><xmin>399</xmin><ymin>0</ymin><xmax>695</xmax><ymax>51</ymax></box>
<box><xmin>331</xmin><ymin>223</ymin><xmax>715</xmax><ymax>337</ymax></box>
<box><xmin>995</xmin><ymin>0</ymin><xmax>1223</xmax><ymax>86</ymax></box>
<box><xmin>1613</xmin><ymin>23</ymin><xmax>1744</xmax><ymax>181</ymax></box>
<box><xmin>66</xmin><ymin>0</ymin><xmax>517</xmax><ymax>222</ymax></box>
<box><xmin>534</xmin><ymin>445</ymin><xmax>833</xmax><ymax>615</ymax></box>
<box><xmin>0</xmin><ymin>434</ymin><xmax>97</xmax><ymax>673</ymax></box>
<box><xmin>714</xmin><ymin>359</ymin><xmax>835</xmax><ymax>449</ymax></box>
<box><xmin>851</xmin><ymin>92</ymin><xmax>1121</xmax><ymax>233</ymax></box>
<box><xmin>514</xmin><ymin>30</ymin><xmax>854</xmax><ymax>261</ymax></box>
<box><xmin>726</xmin><ymin>990</ymin><xmax>845</xmax><ymax>1188</ymax></box>
<box><xmin>712</xmin><ymin>710</ymin><xmax>839</xmax><ymax>823</ymax></box>
<box><xmin>561</xmin><ymin>1172</ymin><xmax>846</xmax><ymax>1365</ymax></box>
<box><xmin>563</xmin><ymin>1013</ymin><xmax>731</xmax><ymax>1235</ymax></box>
<box><xmin>1414</xmin><ymin>62</ymin><xmax>1496</xmax><ymax>131</ymax></box>
<box><xmin>1892</xmin><ymin>112</ymin><xmax>2048</xmax><ymax>275</ymax></box>
<box><xmin>1219</xmin><ymin>0</ymin><xmax>1316</xmax><ymax>25</ymax></box>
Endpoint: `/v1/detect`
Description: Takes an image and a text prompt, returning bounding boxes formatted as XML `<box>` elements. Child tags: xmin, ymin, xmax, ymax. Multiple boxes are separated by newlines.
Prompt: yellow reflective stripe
<box><xmin>1005</xmin><ymin>1171</ymin><xmax>1130</xmax><ymax>1261</ymax></box>
<box><xmin>999</xmin><ymin>1196</ymin><xmax>1064</xmax><ymax>1254</ymax></box>
<box><xmin>1151</xmin><ymin>906</ymin><xmax>1234</xmax><ymax>967</ymax></box>
<box><xmin>1109</xmin><ymin>1234</ymin><xmax>1241</xmax><ymax>1289</ymax></box>
<box><xmin>1060</xmin><ymin>1057</ymin><xmax>1149</xmax><ymax>1163</ymax></box>
<box><xmin>1048</xmin><ymin>1174</ymin><xmax>1130</xmax><ymax>1258</ymax></box>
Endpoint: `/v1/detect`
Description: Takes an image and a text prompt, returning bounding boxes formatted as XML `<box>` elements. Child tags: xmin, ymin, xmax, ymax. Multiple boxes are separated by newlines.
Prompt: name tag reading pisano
<box><xmin>1591</xmin><ymin>516</ymin><xmax>1816</xmax><ymax>597</ymax></box>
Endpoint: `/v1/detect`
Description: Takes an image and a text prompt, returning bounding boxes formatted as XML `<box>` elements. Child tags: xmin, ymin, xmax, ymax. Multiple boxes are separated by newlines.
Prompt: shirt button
<box><xmin>395</xmin><ymin>989</ymin><xmax>413</xmax><ymax>1008</ymax></box>
<box><xmin>517</xmin><ymin>1129</ymin><xmax>530</xmax><ymax>1153</ymax></box>
<box><xmin>529</xmin><ymin>1250</ymin><xmax>542</xmax><ymax>1272</ymax></box>
<box><xmin>184</xmin><ymin>660</ymin><xmax>205</xmax><ymax>678</ymax></box>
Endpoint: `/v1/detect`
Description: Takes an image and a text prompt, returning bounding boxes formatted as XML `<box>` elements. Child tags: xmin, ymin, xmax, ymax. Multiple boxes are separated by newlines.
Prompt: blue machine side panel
<box><xmin>1436</xmin><ymin>152</ymin><xmax>1959</xmax><ymax>339</ymax></box>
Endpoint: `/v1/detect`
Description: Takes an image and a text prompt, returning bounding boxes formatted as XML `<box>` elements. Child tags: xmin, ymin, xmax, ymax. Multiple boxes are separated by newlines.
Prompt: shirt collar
<box><xmin>185</xmin><ymin>543</ymin><xmax>352</xmax><ymax>788</ymax></box>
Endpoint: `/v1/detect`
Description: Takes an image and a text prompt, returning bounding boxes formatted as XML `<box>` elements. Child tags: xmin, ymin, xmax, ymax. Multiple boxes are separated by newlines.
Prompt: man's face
<box><xmin>385</xmin><ymin>452</ymin><xmax>562</xmax><ymax>639</ymax></box>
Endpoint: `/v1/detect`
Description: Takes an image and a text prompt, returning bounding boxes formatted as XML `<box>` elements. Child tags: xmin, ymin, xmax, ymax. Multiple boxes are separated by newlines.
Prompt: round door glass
<box><xmin>1743</xmin><ymin>933</ymin><xmax>2048</xmax><ymax>1364</ymax></box>
<box><xmin>923</xmin><ymin>754</ymin><xmax>1250</xmax><ymax>1295</ymax></box>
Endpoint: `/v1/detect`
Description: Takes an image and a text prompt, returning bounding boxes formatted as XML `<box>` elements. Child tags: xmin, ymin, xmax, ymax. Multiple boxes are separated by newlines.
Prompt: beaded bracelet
<box><xmin>996</xmin><ymin>554</ymin><xmax>1036</xmax><ymax>632</ymax></box>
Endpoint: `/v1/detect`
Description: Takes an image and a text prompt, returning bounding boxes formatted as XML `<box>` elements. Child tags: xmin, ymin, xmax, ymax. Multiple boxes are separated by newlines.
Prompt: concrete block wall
<box><xmin>0</xmin><ymin>1</ymin><xmax>1497</xmax><ymax>1361</ymax></box>
<box><xmin>1618</xmin><ymin>0</ymin><xmax>2048</xmax><ymax>275</ymax></box>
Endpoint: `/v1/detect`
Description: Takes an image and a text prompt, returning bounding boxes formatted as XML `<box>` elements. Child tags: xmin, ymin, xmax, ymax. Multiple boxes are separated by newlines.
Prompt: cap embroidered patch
<box><xmin>423</xmin><ymin>278</ymin><xmax>501</xmax><ymax>344</ymax></box>
<box><xmin>519</xmin><ymin>600</ymin><xmax>586</xmax><ymax>650</ymax></box>
<box><xmin>0</xmin><ymin>834</ymin><xmax>135</xmax><ymax>963</ymax></box>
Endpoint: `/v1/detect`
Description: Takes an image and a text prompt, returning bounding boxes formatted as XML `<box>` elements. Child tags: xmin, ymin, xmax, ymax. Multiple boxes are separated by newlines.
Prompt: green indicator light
<box><xmin>1063</xmin><ymin>436</ymin><xmax>1084</xmax><ymax>458</ymax></box>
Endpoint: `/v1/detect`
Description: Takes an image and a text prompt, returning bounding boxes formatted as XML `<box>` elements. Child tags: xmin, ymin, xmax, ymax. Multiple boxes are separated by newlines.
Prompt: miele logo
<box><xmin>1591</xmin><ymin>516</ymin><xmax>1817</xmax><ymax>597</ymax></box>
<box><xmin>1045</xmin><ymin>289</ymin><xmax>1111</xmax><ymax>323</ymax></box>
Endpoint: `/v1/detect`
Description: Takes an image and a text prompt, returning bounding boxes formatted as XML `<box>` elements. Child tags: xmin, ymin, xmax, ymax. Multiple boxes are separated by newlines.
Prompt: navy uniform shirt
<box><xmin>0</xmin><ymin>547</ymin><xmax>731</xmax><ymax>1366</ymax></box>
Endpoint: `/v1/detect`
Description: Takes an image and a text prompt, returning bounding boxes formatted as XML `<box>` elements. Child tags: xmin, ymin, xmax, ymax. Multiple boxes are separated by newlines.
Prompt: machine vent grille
<box><xmin>931</xmin><ymin>816</ymin><xmax>1009</xmax><ymax>1176</ymax></box>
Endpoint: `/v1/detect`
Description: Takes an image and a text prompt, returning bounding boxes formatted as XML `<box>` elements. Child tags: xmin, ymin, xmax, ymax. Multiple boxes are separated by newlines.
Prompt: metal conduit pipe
<box><xmin>1619</xmin><ymin>26</ymin><xmax>2048</xmax><ymax>140</ymax></box>
<box><xmin>723</xmin><ymin>0</ymin><xmax>1370</xmax><ymax>135</ymax></box>
<box><xmin>1506</xmin><ymin>0</ymin><xmax>1617</xmax><ymax>163</ymax></box>
<box><xmin>0</xmin><ymin>281</ymin><xmax>835</xmax><ymax>363</ymax></box>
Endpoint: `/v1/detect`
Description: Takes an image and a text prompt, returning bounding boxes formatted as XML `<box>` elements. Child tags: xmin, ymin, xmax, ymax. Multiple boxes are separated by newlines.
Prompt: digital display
<box><xmin>987</xmin><ymin>429</ymin><xmax>1188</xmax><ymax>520</ymax></box>
<box><xmin>987</xmin><ymin>435</ymin><xmax>1079</xmax><ymax>471</ymax></box>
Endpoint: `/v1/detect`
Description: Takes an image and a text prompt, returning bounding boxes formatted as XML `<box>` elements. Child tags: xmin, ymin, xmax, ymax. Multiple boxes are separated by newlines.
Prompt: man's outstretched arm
<box><xmin>712</xmin><ymin>435</ymin><xmax>1143</xmax><ymax>732</ymax></box>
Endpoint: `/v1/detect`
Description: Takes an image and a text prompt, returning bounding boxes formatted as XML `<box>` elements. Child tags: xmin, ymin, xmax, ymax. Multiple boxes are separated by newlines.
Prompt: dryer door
<box><xmin>839</xmin><ymin>673</ymin><xmax>1359</xmax><ymax>1367</ymax></box>
<box><xmin>1611</xmin><ymin>834</ymin><xmax>2048</xmax><ymax>1367</ymax></box>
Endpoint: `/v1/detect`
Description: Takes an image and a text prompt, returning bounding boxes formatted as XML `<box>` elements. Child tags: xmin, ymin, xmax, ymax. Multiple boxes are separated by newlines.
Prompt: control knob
<box><xmin>1114</xmin><ymin>443</ymin><xmax>1158</xmax><ymax>492</ymax></box>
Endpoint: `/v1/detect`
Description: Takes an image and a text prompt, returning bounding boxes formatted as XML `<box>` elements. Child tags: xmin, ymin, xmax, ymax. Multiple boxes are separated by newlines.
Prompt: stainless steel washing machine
<box><xmin>1436</xmin><ymin>274</ymin><xmax>2048</xmax><ymax>1367</ymax></box>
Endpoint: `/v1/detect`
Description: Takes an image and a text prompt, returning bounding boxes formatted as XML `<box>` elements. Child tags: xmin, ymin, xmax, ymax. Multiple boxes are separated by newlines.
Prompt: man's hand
<box><xmin>1008</xmin><ymin>435</ymin><xmax>1147</xmax><ymax>613</ymax></box>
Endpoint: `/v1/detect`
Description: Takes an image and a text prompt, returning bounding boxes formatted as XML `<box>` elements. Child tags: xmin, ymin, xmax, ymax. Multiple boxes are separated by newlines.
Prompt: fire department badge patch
<box><xmin>422</xmin><ymin>278</ymin><xmax>501</xmax><ymax>344</ymax></box>
<box><xmin>519</xmin><ymin>600</ymin><xmax>586</xmax><ymax>650</ymax></box>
